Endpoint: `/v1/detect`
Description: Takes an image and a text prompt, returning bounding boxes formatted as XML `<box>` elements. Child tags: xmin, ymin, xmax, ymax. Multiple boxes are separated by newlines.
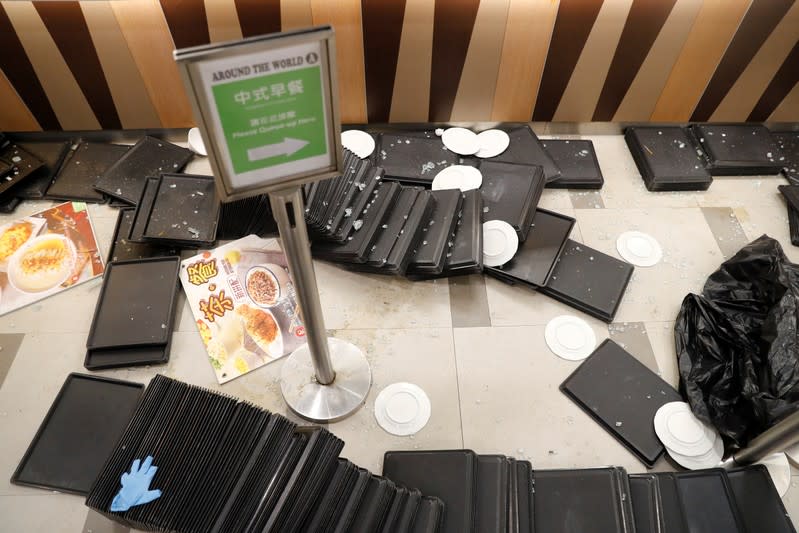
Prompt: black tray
<box><xmin>774</xmin><ymin>131</ymin><xmax>799</xmax><ymax>184</ymax></box>
<box><xmin>788</xmin><ymin>203</ymin><xmax>799</xmax><ymax>247</ymax></box>
<box><xmin>366</xmin><ymin>186</ymin><xmax>421</xmax><ymax>267</ymax></box>
<box><xmin>313</xmin><ymin>181</ymin><xmax>401</xmax><ymax>263</ymax></box>
<box><xmin>629</xmin><ymin>474</ymin><xmax>664</xmax><ymax>533</ymax></box>
<box><xmin>486</xmin><ymin>208</ymin><xmax>574</xmax><ymax>288</ymax></box>
<box><xmin>673</xmin><ymin>470</ymin><xmax>747</xmax><ymax>533</ymax></box>
<box><xmin>514</xmin><ymin>460</ymin><xmax>534</xmax><ymax>533</ymax></box>
<box><xmin>383</xmin><ymin>449</ymin><xmax>476</xmax><ymax>533</ymax></box>
<box><xmin>411</xmin><ymin>496</ymin><xmax>445</xmax><ymax>533</ymax></box>
<box><xmin>487</xmin><ymin>125</ymin><xmax>561</xmax><ymax>183</ymax></box>
<box><xmin>94</xmin><ymin>136</ymin><xmax>193</xmax><ymax>205</ymax></box>
<box><xmin>13</xmin><ymin>140</ymin><xmax>72</xmax><ymax>199</ymax></box>
<box><xmin>476</xmin><ymin>455</ymin><xmax>509</xmax><ymax>533</ymax></box>
<box><xmin>443</xmin><ymin>189</ymin><xmax>483</xmax><ymax>275</ymax></box>
<box><xmin>86</xmin><ymin>256</ymin><xmax>181</xmax><ymax>350</ymax></box>
<box><xmin>396</xmin><ymin>489</ymin><xmax>422</xmax><ymax>532</ymax></box>
<box><xmin>652</xmin><ymin>473</ymin><xmax>690</xmax><ymax>533</ymax></box>
<box><xmin>691</xmin><ymin>124</ymin><xmax>784</xmax><ymax>175</ymax></box>
<box><xmin>383</xmin><ymin>190</ymin><xmax>435</xmax><ymax>276</ymax></box>
<box><xmin>539</xmin><ymin>239</ymin><xmax>634</xmax><ymax>323</ymax></box>
<box><xmin>727</xmin><ymin>465</ymin><xmax>796</xmax><ymax>533</ymax></box>
<box><xmin>350</xmin><ymin>476</ymin><xmax>395</xmax><ymax>533</ymax></box>
<box><xmin>376</xmin><ymin>131</ymin><xmax>458</xmax><ymax>184</ymax></box>
<box><xmin>108</xmin><ymin>208</ymin><xmax>179</xmax><ymax>263</ymax></box>
<box><xmin>0</xmin><ymin>196</ymin><xmax>20</xmax><ymax>214</ymax></box>
<box><xmin>407</xmin><ymin>189</ymin><xmax>464</xmax><ymax>275</ymax></box>
<box><xmin>46</xmin><ymin>141</ymin><xmax>128</xmax><ymax>202</ymax></box>
<box><xmin>541</xmin><ymin>139</ymin><xmax>605</xmax><ymax>189</ymax></box>
<box><xmin>128</xmin><ymin>177</ymin><xmax>160</xmax><ymax>243</ymax></box>
<box><xmin>625</xmin><ymin>127</ymin><xmax>712</xmax><ymax>191</ymax></box>
<box><xmin>560</xmin><ymin>338</ymin><xmax>683</xmax><ymax>467</ymax></box>
<box><xmin>534</xmin><ymin>468</ymin><xmax>634</xmax><ymax>533</ymax></box>
<box><xmin>0</xmin><ymin>143</ymin><xmax>44</xmax><ymax>197</ymax></box>
<box><xmin>11</xmin><ymin>373</ymin><xmax>144</xmax><ymax>495</ymax></box>
<box><xmin>479</xmin><ymin>161</ymin><xmax>545</xmax><ymax>242</ymax></box>
<box><xmin>142</xmin><ymin>173</ymin><xmax>219</xmax><ymax>246</ymax></box>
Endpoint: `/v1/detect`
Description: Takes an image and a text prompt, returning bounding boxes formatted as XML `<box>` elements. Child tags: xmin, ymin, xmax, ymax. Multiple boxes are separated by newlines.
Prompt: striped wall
<box><xmin>0</xmin><ymin>0</ymin><xmax>796</xmax><ymax>131</ymax></box>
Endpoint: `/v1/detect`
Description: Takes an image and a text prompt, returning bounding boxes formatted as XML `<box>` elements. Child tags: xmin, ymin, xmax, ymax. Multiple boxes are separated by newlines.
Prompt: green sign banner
<box><xmin>212</xmin><ymin>65</ymin><xmax>326</xmax><ymax>175</ymax></box>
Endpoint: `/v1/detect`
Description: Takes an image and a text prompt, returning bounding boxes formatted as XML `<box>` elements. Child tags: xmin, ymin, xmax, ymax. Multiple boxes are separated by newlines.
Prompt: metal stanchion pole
<box><xmin>269</xmin><ymin>185</ymin><xmax>371</xmax><ymax>423</ymax></box>
<box><xmin>721</xmin><ymin>410</ymin><xmax>799</xmax><ymax>468</ymax></box>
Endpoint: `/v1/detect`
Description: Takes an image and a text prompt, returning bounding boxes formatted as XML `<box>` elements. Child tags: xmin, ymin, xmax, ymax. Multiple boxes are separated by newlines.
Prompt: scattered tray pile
<box><xmin>381</xmin><ymin>449</ymin><xmax>789</xmax><ymax>533</ymax></box>
<box><xmin>85</xmin><ymin>375</ymin><xmax>445</xmax><ymax>533</ymax></box>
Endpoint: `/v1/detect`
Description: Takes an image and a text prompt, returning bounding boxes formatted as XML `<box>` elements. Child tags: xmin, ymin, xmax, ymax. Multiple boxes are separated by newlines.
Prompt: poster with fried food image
<box><xmin>179</xmin><ymin>235</ymin><xmax>305</xmax><ymax>383</ymax></box>
<box><xmin>0</xmin><ymin>201</ymin><xmax>104</xmax><ymax>315</ymax></box>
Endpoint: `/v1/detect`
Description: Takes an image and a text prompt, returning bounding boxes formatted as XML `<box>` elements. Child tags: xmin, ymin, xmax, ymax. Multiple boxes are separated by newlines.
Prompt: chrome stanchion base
<box><xmin>281</xmin><ymin>337</ymin><xmax>371</xmax><ymax>423</ymax></box>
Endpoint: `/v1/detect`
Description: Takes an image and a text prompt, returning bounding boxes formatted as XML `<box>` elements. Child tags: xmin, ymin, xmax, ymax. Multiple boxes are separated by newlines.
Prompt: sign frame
<box><xmin>175</xmin><ymin>26</ymin><xmax>343</xmax><ymax>202</ymax></box>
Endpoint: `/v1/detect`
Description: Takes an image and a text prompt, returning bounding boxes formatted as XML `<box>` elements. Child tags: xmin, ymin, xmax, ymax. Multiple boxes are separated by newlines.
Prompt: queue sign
<box><xmin>175</xmin><ymin>27</ymin><xmax>342</xmax><ymax>201</ymax></box>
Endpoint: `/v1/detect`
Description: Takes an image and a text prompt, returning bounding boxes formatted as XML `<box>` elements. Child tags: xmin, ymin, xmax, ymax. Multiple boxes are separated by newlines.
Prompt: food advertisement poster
<box><xmin>180</xmin><ymin>235</ymin><xmax>305</xmax><ymax>383</ymax></box>
<box><xmin>0</xmin><ymin>201</ymin><xmax>104</xmax><ymax>315</ymax></box>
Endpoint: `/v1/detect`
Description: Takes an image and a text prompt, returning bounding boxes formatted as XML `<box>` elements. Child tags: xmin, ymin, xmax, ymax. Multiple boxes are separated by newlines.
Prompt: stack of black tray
<box><xmin>0</xmin><ymin>138</ymin><xmax>44</xmax><ymax>209</ymax></box>
<box><xmin>84</xmin><ymin>257</ymin><xmax>181</xmax><ymax>370</ymax></box>
<box><xmin>690</xmin><ymin>124</ymin><xmax>784</xmax><ymax>175</ymax></box>
<box><xmin>12</xmin><ymin>139</ymin><xmax>72</xmax><ymax>199</ymax></box>
<box><xmin>308</xmin><ymin>149</ymin><xmax>482</xmax><ymax>279</ymax></box>
<box><xmin>84</xmin><ymin>375</ymin><xmax>446</xmax><ymax>533</ymax></box>
<box><xmin>375</xmin><ymin>130</ymin><xmax>458</xmax><ymax>185</ymax></box>
<box><xmin>482</xmin><ymin>125</ymin><xmax>561</xmax><ymax>183</ymax></box>
<box><xmin>541</xmin><ymin>139</ymin><xmax>605</xmax><ymax>189</ymax></box>
<box><xmin>217</xmin><ymin>193</ymin><xmax>278</xmax><ymax>239</ymax></box>
<box><xmin>773</xmin><ymin>131</ymin><xmax>799</xmax><ymax>185</ymax></box>
<box><xmin>625</xmin><ymin>126</ymin><xmax>713</xmax><ymax>191</ymax></box>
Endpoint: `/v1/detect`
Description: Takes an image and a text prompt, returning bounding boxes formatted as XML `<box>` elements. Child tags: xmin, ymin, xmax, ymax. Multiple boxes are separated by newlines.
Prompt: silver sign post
<box><xmin>175</xmin><ymin>26</ymin><xmax>371</xmax><ymax>422</ymax></box>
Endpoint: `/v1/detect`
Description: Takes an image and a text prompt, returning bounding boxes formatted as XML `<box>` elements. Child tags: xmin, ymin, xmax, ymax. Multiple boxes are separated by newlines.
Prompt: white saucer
<box><xmin>441</xmin><ymin>127</ymin><xmax>480</xmax><ymax>155</ymax></box>
<box><xmin>668</xmin><ymin>433</ymin><xmax>724</xmax><ymax>470</ymax></box>
<box><xmin>544</xmin><ymin>315</ymin><xmax>597</xmax><ymax>361</ymax></box>
<box><xmin>653</xmin><ymin>402</ymin><xmax>717</xmax><ymax>457</ymax></box>
<box><xmin>341</xmin><ymin>130</ymin><xmax>375</xmax><ymax>159</ymax></box>
<box><xmin>757</xmin><ymin>452</ymin><xmax>791</xmax><ymax>497</ymax></box>
<box><xmin>482</xmin><ymin>220</ymin><xmax>518</xmax><ymax>267</ymax></box>
<box><xmin>616</xmin><ymin>231</ymin><xmax>662</xmax><ymax>267</ymax></box>
<box><xmin>374</xmin><ymin>382</ymin><xmax>431</xmax><ymax>436</ymax></box>
<box><xmin>474</xmin><ymin>129</ymin><xmax>510</xmax><ymax>158</ymax></box>
<box><xmin>431</xmin><ymin>165</ymin><xmax>483</xmax><ymax>191</ymax></box>
<box><xmin>187</xmin><ymin>127</ymin><xmax>207</xmax><ymax>156</ymax></box>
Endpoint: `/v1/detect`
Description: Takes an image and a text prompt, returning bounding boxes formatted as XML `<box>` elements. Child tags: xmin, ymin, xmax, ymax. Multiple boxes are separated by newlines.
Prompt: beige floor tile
<box><xmin>318</xmin><ymin>328</ymin><xmax>463</xmax><ymax>474</ymax></box>
<box><xmin>576</xmin><ymin>207</ymin><xmax>724</xmax><ymax>322</ymax></box>
<box><xmin>696</xmin><ymin>175</ymin><xmax>789</xmax><ymax>208</ymax></box>
<box><xmin>314</xmin><ymin>260</ymin><xmax>451</xmax><ymax>329</ymax></box>
<box><xmin>537</xmin><ymin>188</ymin><xmax>573</xmax><ymax>211</ymax></box>
<box><xmin>646</xmin><ymin>321</ymin><xmax>680</xmax><ymax>389</ymax></box>
<box><xmin>737</xmin><ymin>205</ymin><xmax>799</xmax><ymax>263</ymax></box>
<box><xmin>484</xmin><ymin>277</ymin><xmax>609</xmax><ymax>341</ymax></box>
<box><xmin>454</xmin><ymin>326</ymin><xmax>648</xmax><ymax>472</ymax></box>
<box><xmin>588</xmin><ymin>135</ymin><xmax>700</xmax><ymax>209</ymax></box>
<box><xmin>0</xmin><ymin>494</ymin><xmax>88</xmax><ymax>532</ymax></box>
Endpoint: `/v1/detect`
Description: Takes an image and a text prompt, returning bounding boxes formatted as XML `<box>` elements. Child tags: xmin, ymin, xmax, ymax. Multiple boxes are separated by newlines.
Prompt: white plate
<box><xmin>441</xmin><ymin>127</ymin><xmax>480</xmax><ymax>155</ymax></box>
<box><xmin>757</xmin><ymin>452</ymin><xmax>791</xmax><ymax>497</ymax></box>
<box><xmin>544</xmin><ymin>315</ymin><xmax>597</xmax><ymax>361</ymax></box>
<box><xmin>341</xmin><ymin>130</ymin><xmax>375</xmax><ymax>159</ymax></box>
<box><xmin>474</xmin><ymin>129</ymin><xmax>510</xmax><ymax>158</ymax></box>
<box><xmin>431</xmin><ymin>165</ymin><xmax>483</xmax><ymax>192</ymax></box>
<box><xmin>187</xmin><ymin>127</ymin><xmax>207</xmax><ymax>156</ymax></box>
<box><xmin>374</xmin><ymin>382</ymin><xmax>431</xmax><ymax>436</ymax></box>
<box><xmin>616</xmin><ymin>231</ymin><xmax>663</xmax><ymax>267</ymax></box>
<box><xmin>785</xmin><ymin>442</ymin><xmax>799</xmax><ymax>466</ymax></box>
<box><xmin>653</xmin><ymin>402</ymin><xmax>717</xmax><ymax>457</ymax></box>
<box><xmin>668</xmin><ymin>433</ymin><xmax>724</xmax><ymax>470</ymax></box>
<box><xmin>482</xmin><ymin>220</ymin><xmax>518</xmax><ymax>267</ymax></box>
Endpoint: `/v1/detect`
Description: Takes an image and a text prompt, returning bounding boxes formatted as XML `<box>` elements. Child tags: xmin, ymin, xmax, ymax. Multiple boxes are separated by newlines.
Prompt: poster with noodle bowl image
<box><xmin>0</xmin><ymin>201</ymin><xmax>104</xmax><ymax>315</ymax></box>
<box><xmin>179</xmin><ymin>235</ymin><xmax>305</xmax><ymax>383</ymax></box>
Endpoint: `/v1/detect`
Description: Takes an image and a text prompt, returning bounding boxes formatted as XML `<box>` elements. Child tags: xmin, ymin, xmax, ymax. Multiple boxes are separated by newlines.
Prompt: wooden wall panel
<box><xmin>0</xmin><ymin>68</ymin><xmax>39</xmax><ymax>131</ymax></box>
<box><xmin>311</xmin><ymin>0</ymin><xmax>367</xmax><ymax>123</ymax></box>
<box><xmin>205</xmin><ymin>0</ymin><xmax>243</xmax><ymax>42</ymax></box>
<box><xmin>388</xmin><ymin>0</ymin><xmax>434</xmax><ymax>122</ymax></box>
<box><xmin>110</xmin><ymin>0</ymin><xmax>194</xmax><ymax>127</ymax></box>
<box><xmin>491</xmin><ymin>0</ymin><xmax>559</xmax><ymax>122</ymax></box>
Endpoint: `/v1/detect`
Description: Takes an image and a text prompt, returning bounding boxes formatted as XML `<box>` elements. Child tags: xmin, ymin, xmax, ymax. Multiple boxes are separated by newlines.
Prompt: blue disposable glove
<box><xmin>110</xmin><ymin>456</ymin><xmax>162</xmax><ymax>512</ymax></box>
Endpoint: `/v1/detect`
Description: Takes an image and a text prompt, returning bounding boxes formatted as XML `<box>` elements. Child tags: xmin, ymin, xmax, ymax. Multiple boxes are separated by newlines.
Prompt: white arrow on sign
<box><xmin>247</xmin><ymin>137</ymin><xmax>310</xmax><ymax>162</ymax></box>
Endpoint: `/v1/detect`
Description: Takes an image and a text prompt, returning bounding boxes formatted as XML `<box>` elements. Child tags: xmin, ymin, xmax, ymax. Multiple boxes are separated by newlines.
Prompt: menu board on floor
<box><xmin>180</xmin><ymin>235</ymin><xmax>305</xmax><ymax>383</ymax></box>
<box><xmin>0</xmin><ymin>201</ymin><xmax>104</xmax><ymax>315</ymax></box>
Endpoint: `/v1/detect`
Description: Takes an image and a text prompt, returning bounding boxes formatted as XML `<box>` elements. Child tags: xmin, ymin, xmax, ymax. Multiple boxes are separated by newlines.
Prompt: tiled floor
<box><xmin>1</xmin><ymin>134</ymin><xmax>798</xmax><ymax>531</ymax></box>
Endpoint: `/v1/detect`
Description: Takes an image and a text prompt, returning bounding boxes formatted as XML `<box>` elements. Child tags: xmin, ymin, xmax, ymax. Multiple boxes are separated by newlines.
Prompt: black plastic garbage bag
<box><xmin>675</xmin><ymin>235</ymin><xmax>799</xmax><ymax>447</ymax></box>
